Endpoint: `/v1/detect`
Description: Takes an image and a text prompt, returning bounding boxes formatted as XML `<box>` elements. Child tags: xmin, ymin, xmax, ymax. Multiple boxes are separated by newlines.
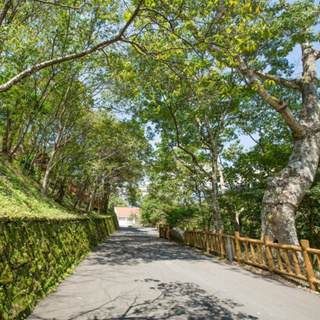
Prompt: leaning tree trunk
<box><xmin>261</xmin><ymin>42</ymin><xmax>320</xmax><ymax>246</ymax></box>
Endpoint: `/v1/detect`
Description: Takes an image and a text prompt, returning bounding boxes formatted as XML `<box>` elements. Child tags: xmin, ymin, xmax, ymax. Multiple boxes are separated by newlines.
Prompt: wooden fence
<box><xmin>158</xmin><ymin>225</ymin><xmax>320</xmax><ymax>291</ymax></box>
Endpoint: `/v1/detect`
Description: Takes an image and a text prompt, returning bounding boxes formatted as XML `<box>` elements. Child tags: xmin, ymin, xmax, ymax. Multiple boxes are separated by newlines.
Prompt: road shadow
<box><xmin>83</xmin><ymin>227</ymin><xmax>210</xmax><ymax>267</ymax></box>
<box><xmin>83</xmin><ymin>228</ymin><xmax>291</xmax><ymax>288</ymax></box>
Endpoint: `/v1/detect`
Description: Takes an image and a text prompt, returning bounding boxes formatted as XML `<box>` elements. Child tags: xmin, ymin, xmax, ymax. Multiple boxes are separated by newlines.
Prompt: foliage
<box><xmin>164</xmin><ymin>207</ymin><xmax>198</xmax><ymax>228</ymax></box>
<box><xmin>1</xmin><ymin>0</ymin><xmax>320</xmax><ymax>250</ymax></box>
<box><xmin>108</xmin><ymin>194</ymin><xmax>128</xmax><ymax>212</ymax></box>
<box><xmin>0</xmin><ymin>157</ymin><xmax>78</xmax><ymax>219</ymax></box>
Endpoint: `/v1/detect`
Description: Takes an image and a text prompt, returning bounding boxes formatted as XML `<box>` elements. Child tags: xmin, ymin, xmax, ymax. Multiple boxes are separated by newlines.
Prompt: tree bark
<box><xmin>209</xmin><ymin>157</ymin><xmax>223</xmax><ymax>233</ymax></box>
<box><xmin>261</xmin><ymin>135</ymin><xmax>320</xmax><ymax>245</ymax></box>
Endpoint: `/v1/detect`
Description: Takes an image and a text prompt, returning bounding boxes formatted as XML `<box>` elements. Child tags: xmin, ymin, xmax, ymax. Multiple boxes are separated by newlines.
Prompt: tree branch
<box><xmin>252</xmin><ymin>69</ymin><xmax>302</xmax><ymax>90</ymax></box>
<box><xmin>32</xmin><ymin>0</ymin><xmax>84</xmax><ymax>10</ymax></box>
<box><xmin>167</xmin><ymin>103</ymin><xmax>210</xmax><ymax>178</ymax></box>
<box><xmin>0</xmin><ymin>0</ymin><xmax>144</xmax><ymax>93</ymax></box>
<box><xmin>236</xmin><ymin>56</ymin><xmax>305</xmax><ymax>139</ymax></box>
<box><xmin>155</xmin><ymin>2</ymin><xmax>305</xmax><ymax>139</ymax></box>
<box><xmin>0</xmin><ymin>0</ymin><xmax>13</xmax><ymax>26</ymax></box>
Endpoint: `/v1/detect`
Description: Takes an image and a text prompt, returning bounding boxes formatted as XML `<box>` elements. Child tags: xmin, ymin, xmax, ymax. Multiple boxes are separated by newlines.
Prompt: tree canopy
<box><xmin>1</xmin><ymin>0</ymin><xmax>320</xmax><ymax>247</ymax></box>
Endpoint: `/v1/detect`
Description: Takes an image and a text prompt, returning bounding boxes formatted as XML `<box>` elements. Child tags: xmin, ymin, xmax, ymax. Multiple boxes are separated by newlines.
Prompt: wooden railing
<box><xmin>159</xmin><ymin>225</ymin><xmax>320</xmax><ymax>291</ymax></box>
<box><xmin>158</xmin><ymin>224</ymin><xmax>170</xmax><ymax>241</ymax></box>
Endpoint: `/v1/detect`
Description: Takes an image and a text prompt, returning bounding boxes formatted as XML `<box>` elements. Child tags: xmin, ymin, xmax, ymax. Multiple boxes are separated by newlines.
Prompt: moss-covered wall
<box><xmin>0</xmin><ymin>215</ymin><xmax>119</xmax><ymax>319</ymax></box>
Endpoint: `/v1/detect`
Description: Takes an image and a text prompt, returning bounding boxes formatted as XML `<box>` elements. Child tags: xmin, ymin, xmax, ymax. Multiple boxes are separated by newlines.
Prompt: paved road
<box><xmin>28</xmin><ymin>228</ymin><xmax>320</xmax><ymax>320</ymax></box>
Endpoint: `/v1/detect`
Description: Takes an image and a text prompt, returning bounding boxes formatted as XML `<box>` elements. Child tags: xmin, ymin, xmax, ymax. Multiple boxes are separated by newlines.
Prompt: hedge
<box><xmin>0</xmin><ymin>215</ymin><xmax>119</xmax><ymax>319</ymax></box>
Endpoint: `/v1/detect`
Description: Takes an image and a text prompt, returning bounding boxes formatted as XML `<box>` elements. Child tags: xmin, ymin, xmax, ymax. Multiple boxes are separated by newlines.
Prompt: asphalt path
<box><xmin>28</xmin><ymin>227</ymin><xmax>320</xmax><ymax>320</ymax></box>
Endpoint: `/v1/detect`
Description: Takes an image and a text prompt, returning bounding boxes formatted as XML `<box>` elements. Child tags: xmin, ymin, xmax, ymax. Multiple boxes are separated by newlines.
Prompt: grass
<box><xmin>0</xmin><ymin>157</ymin><xmax>82</xmax><ymax>220</ymax></box>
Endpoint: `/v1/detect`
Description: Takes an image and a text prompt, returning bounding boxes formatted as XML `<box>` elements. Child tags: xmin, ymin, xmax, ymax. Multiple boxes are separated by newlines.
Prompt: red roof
<box><xmin>114</xmin><ymin>207</ymin><xmax>140</xmax><ymax>217</ymax></box>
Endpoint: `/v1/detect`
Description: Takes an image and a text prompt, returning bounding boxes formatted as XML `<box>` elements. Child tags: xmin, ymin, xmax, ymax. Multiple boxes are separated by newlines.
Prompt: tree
<box><xmin>131</xmin><ymin>0</ymin><xmax>320</xmax><ymax>245</ymax></box>
<box><xmin>71</xmin><ymin>111</ymin><xmax>149</xmax><ymax>214</ymax></box>
<box><xmin>105</xmin><ymin>36</ymin><xmax>243</xmax><ymax>231</ymax></box>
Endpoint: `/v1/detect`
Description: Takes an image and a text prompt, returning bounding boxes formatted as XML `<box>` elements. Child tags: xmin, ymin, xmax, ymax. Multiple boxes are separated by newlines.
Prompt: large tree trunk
<box><xmin>261</xmin><ymin>42</ymin><xmax>320</xmax><ymax>245</ymax></box>
<box><xmin>261</xmin><ymin>135</ymin><xmax>320</xmax><ymax>245</ymax></box>
<box><xmin>210</xmin><ymin>196</ymin><xmax>223</xmax><ymax>233</ymax></box>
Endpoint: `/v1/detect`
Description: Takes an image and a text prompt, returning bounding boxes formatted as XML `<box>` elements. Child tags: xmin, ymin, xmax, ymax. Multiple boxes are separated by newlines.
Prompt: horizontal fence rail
<box><xmin>158</xmin><ymin>225</ymin><xmax>320</xmax><ymax>291</ymax></box>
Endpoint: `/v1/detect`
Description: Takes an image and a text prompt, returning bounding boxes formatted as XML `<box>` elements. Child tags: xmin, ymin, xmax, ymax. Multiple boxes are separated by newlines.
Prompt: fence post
<box><xmin>205</xmin><ymin>229</ymin><xmax>210</xmax><ymax>254</ymax></box>
<box><xmin>219</xmin><ymin>230</ymin><xmax>225</xmax><ymax>257</ymax></box>
<box><xmin>192</xmin><ymin>227</ymin><xmax>196</xmax><ymax>247</ymax></box>
<box><xmin>301</xmin><ymin>240</ymin><xmax>316</xmax><ymax>291</ymax></box>
<box><xmin>264</xmin><ymin>235</ymin><xmax>274</xmax><ymax>272</ymax></box>
<box><xmin>166</xmin><ymin>226</ymin><xmax>171</xmax><ymax>241</ymax></box>
<box><xmin>235</xmin><ymin>231</ymin><xmax>242</xmax><ymax>261</ymax></box>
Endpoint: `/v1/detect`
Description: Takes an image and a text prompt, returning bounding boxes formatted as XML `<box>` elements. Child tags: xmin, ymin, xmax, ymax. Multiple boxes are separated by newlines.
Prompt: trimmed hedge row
<box><xmin>0</xmin><ymin>215</ymin><xmax>119</xmax><ymax>319</ymax></box>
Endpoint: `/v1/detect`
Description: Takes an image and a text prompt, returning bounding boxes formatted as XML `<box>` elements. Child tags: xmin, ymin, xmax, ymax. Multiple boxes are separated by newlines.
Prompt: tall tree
<box><xmin>105</xmin><ymin>48</ymin><xmax>238</xmax><ymax>231</ymax></box>
<box><xmin>132</xmin><ymin>0</ymin><xmax>320</xmax><ymax>245</ymax></box>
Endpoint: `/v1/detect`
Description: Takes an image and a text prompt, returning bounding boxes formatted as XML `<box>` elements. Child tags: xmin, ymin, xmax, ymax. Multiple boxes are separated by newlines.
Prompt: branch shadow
<box><xmin>75</xmin><ymin>280</ymin><xmax>258</xmax><ymax>320</ymax></box>
<box><xmin>33</xmin><ymin>280</ymin><xmax>259</xmax><ymax>319</ymax></box>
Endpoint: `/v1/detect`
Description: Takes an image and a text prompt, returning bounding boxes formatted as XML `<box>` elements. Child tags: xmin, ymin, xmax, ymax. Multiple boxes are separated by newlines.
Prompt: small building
<box><xmin>114</xmin><ymin>207</ymin><xmax>140</xmax><ymax>227</ymax></box>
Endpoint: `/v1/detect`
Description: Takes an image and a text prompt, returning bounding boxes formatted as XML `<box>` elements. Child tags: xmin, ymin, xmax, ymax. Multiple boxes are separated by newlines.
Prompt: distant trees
<box><xmin>0</xmin><ymin>63</ymin><xmax>149</xmax><ymax>213</ymax></box>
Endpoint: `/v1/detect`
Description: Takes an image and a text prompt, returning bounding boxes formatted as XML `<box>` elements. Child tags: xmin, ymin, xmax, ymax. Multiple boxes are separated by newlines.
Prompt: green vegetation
<box><xmin>0</xmin><ymin>216</ymin><xmax>118</xmax><ymax>319</ymax></box>
<box><xmin>0</xmin><ymin>159</ymin><xmax>79</xmax><ymax>219</ymax></box>
<box><xmin>0</xmin><ymin>0</ymin><xmax>320</xmax><ymax>275</ymax></box>
<box><xmin>111</xmin><ymin>0</ymin><xmax>320</xmax><ymax>247</ymax></box>
<box><xmin>0</xmin><ymin>158</ymin><xmax>119</xmax><ymax>319</ymax></box>
<box><xmin>0</xmin><ymin>0</ymin><xmax>320</xmax><ymax>315</ymax></box>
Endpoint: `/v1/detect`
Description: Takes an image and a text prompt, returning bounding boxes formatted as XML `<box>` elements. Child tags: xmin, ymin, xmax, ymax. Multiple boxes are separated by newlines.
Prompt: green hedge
<box><xmin>0</xmin><ymin>215</ymin><xmax>119</xmax><ymax>319</ymax></box>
